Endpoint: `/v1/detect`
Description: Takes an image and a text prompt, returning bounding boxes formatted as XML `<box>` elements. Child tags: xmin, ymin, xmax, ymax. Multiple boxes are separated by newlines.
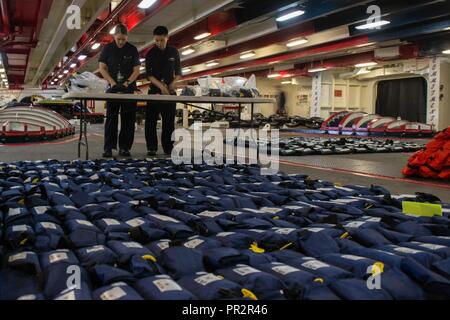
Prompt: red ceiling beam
<box><xmin>182</xmin><ymin>21</ymin><xmax>316</xmax><ymax>67</ymax></box>
<box><xmin>181</xmin><ymin>35</ymin><xmax>370</xmax><ymax>81</ymax></box>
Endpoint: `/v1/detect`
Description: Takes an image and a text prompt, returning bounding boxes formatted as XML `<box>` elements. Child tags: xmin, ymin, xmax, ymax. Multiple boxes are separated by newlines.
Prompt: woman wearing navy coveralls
<box><xmin>99</xmin><ymin>24</ymin><xmax>141</xmax><ymax>158</ymax></box>
<box><xmin>145</xmin><ymin>26</ymin><xmax>182</xmax><ymax>157</ymax></box>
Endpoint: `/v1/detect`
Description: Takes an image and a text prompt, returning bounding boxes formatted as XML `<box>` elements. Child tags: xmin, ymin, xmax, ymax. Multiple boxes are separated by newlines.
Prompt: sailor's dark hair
<box><xmin>153</xmin><ymin>26</ymin><xmax>169</xmax><ymax>36</ymax></box>
<box><xmin>114</xmin><ymin>23</ymin><xmax>128</xmax><ymax>35</ymax></box>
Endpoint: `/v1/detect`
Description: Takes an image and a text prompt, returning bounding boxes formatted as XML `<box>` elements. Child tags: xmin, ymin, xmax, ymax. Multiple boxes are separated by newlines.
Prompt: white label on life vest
<box><xmin>393</xmin><ymin>247</ymin><xmax>422</xmax><ymax>254</ymax></box>
<box><xmin>100</xmin><ymin>287</ymin><xmax>127</xmax><ymax>301</ymax></box>
<box><xmin>49</xmin><ymin>252</ymin><xmax>69</xmax><ymax>264</ymax></box>
<box><xmin>76</xmin><ymin>220</ymin><xmax>94</xmax><ymax>227</ymax></box>
<box><xmin>216</xmin><ymin>232</ymin><xmax>235</xmax><ymax>237</ymax></box>
<box><xmin>284</xmin><ymin>206</ymin><xmax>304</xmax><ymax>210</ymax></box>
<box><xmin>305</xmin><ymin>228</ymin><xmax>325</xmax><ymax>233</ymax></box>
<box><xmin>233</xmin><ymin>266</ymin><xmax>260</xmax><ymax>276</ymax></box>
<box><xmin>341</xmin><ymin>254</ymin><xmax>365</xmax><ymax>261</ymax></box>
<box><xmin>154</xmin><ymin>279</ymin><xmax>182</xmax><ymax>292</ymax></box>
<box><xmin>126</xmin><ymin>218</ymin><xmax>146</xmax><ymax>227</ymax></box>
<box><xmin>103</xmin><ymin>219</ymin><xmax>120</xmax><ymax>226</ymax></box>
<box><xmin>261</xmin><ymin>207</ymin><xmax>282</xmax><ymax>213</ymax></box>
<box><xmin>123</xmin><ymin>242</ymin><xmax>143</xmax><ymax>249</ymax></box>
<box><xmin>272</xmin><ymin>265</ymin><xmax>300</xmax><ymax>275</ymax></box>
<box><xmin>41</xmin><ymin>222</ymin><xmax>57</xmax><ymax>230</ymax></box>
<box><xmin>12</xmin><ymin>225</ymin><xmax>28</xmax><ymax>232</ymax></box>
<box><xmin>248</xmin><ymin>229</ymin><xmax>265</xmax><ymax>233</ymax></box>
<box><xmin>184</xmin><ymin>238</ymin><xmax>205</xmax><ymax>249</ymax></box>
<box><xmin>8</xmin><ymin>252</ymin><xmax>29</xmax><ymax>263</ymax></box>
<box><xmin>274</xmin><ymin>228</ymin><xmax>296</xmax><ymax>235</ymax></box>
<box><xmin>301</xmin><ymin>260</ymin><xmax>329</xmax><ymax>270</ymax></box>
<box><xmin>33</xmin><ymin>206</ymin><xmax>49</xmax><ymax>215</ymax></box>
<box><xmin>55</xmin><ymin>290</ymin><xmax>76</xmax><ymax>300</ymax></box>
<box><xmin>157</xmin><ymin>242</ymin><xmax>170</xmax><ymax>250</ymax></box>
<box><xmin>8</xmin><ymin>208</ymin><xmax>22</xmax><ymax>217</ymax></box>
<box><xmin>227</xmin><ymin>211</ymin><xmax>243</xmax><ymax>216</ymax></box>
<box><xmin>207</xmin><ymin>196</ymin><xmax>221</xmax><ymax>201</ymax></box>
<box><xmin>195</xmin><ymin>273</ymin><xmax>222</xmax><ymax>286</ymax></box>
<box><xmin>412</xmin><ymin>242</ymin><xmax>446</xmax><ymax>250</ymax></box>
<box><xmin>344</xmin><ymin>221</ymin><xmax>366</xmax><ymax>228</ymax></box>
<box><xmin>150</xmin><ymin>214</ymin><xmax>180</xmax><ymax>223</ymax></box>
<box><xmin>198</xmin><ymin>211</ymin><xmax>223</xmax><ymax>218</ymax></box>
<box><xmin>86</xmin><ymin>246</ymin><xmax>105</xmax><ymax>254</ymax></box>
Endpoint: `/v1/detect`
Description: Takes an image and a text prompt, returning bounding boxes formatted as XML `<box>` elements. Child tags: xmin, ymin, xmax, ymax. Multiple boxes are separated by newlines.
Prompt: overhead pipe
<box><xmin>0</xmin><ymin>0</ymin><xmax>10</xmax><ymax>36</ymax></box>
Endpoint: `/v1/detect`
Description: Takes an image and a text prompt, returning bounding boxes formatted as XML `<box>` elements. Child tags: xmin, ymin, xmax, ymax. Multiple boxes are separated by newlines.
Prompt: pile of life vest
<box><xmin>403</xmin><ymin>127</ymin><xmax>450</xmax><ymax>180</ymax></box>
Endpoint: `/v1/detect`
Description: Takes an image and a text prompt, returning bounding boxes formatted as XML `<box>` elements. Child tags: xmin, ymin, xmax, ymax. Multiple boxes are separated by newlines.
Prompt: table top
<box><xmin>62</xmin><ymin>92</ymin><xmax>276</xmax><ymax>104</ymax></box>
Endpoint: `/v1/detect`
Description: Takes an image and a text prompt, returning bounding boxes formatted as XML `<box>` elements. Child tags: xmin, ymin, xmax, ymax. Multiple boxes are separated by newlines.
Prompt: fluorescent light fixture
<box><xmin>91</xmin><ymin>43</ymin><xmax>101</xmax><ymax>50</ymax></box>
<box><xmin>182</xmin><ymin>67</ymin><xmax>191</xmax><ymax>73</ymax></box>
<box><xmin>58</xmin><ymin>75</ymin><xmax>63</xmax><ymax>78</ymax></box>
<box><xmin>194</xmin><ymin>32</ymin><xmax>211</xmax><ymax>40</ymax></box>
<box><xmin>281</xmin><ymin>81</ymin><xmax>292</xmax><ymax>84</ymax></box>
<box><xmin>356</xmin><ymin>42</ymin><xmax>376</xmax><ymax>47</ymax></box>
<box><xmin>109</xmin><ymin>26</ymin><xmax>116</xmax><ymax>35</ymax></box>
<box><xmin>267</xmin><ymin>73</ymin><xmax>281</xmax><ymax>78</ymax></box>
<box><xmin>182</xmin><ymin>47</ymin><xmax>196</xmax><ymax>56</ymax></box>
<box><xmin>354</xmin><ymin>62</ymin><xmax>377</xmax><ymax>68</ymax></box>
<box><xmin>138</xmin><ymin>0</ymin><xmax>157</xmax><ymax>9</ymax></box>
<box><xmin>78</xmin><ymin>55</ymin><xmax>87</xmax><ymax>61</ymax></box>
<box><xmin>356</xmin><ymin>20</ymin><xmax>390</xmax><ymax>30</ymax></box>
<box><xmin>240</xmin><ymin>51</ymin><xmax>256</xmax><ymax>59</ymax></box>
<box><xmin>286</xmin><ymin>38</ymin><xmax>308</xmax><ymax>47</ymax></box>
<box><xmin>63</xmin><ymin>70</ymin><xmax>69</xmax><ymax>74</ymax></box>
<box><xmin>70</xmin><ymin>63</ymin><xmax>77</xmax><ymax>68</ymax></box>
<box><xmin>276</xmin><ymin>10</ymin><xmax>305</xmax><ymax>22</ymax></box>
<box><xmin>443</xmin><ymin>49</ymin><xmax>450</xmax><ymax>54</ymax></box>
<box><xmin>308</xmin><ymin>67</ymin><xmax>327</xmax><ymax>73</ymax></box>
<box><xmin>205</xmin><ymin>61</ymin><xmax>219</xmax><ymax>67</ymax></box>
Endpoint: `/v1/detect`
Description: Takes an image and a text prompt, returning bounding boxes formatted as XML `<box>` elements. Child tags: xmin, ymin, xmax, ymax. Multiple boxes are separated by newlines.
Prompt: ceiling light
<box><xmin>64</xmin><ymin>70</ymin><xmax>70</xmax><ymax>74</ymax></box>
<box><xmin>240</xmin><ymin>51</ymin><xmax>256</xmax><ymax>59</ymax></box>
<box><xmin>267</xmin><ymin>73</ymin><xmax>281</xmax><ymax>78</ymax></box>
<box><xmin>356</xmin><ymin>20</ymin><xmax>390</xmax><ymax>30</ymax></box>
<box><xmin>182</xmin><ymin>47</ymin><xmax>196</xmax><ymax>56</ymax></box>
<box><xmin>58</xmin><ymin>75</ymin><xmax>63</xmax><ymax>78</ymax></box>
<box><xmin>109</xmin><ymin>26</ymin><xmax>116</xmax><ymax>35</ymax></box>
<box><xmin>443</xmin><ymin>49</ymin><xmax>450</xmax><ymax>54</ymax></box>
<box><xmin>138</xmin><ymin>0</ymin><xmax>157</xmax><ymax>9</ymax></box>
<box><xmin>78</xmin><ymin>55</ymin><xmax>87</xmax><ymax>61</ymax></box>
<box><xmin>308</xmin><ymin>67</ymin><xmax>327</xmax><ymax>73</ymax></box>
<box><xmin>281</xmin><ymin>81</ymin><xmax>292</xmax><ymax>84</ymax></box>
<box><xmin>194</xmin><ymin>32</ymin><xmax>211</xmax><ymax>40</ymax></box>
<box><xmin>91</xmin><ymin>43</ymin><xmax>101</xmax><ymax>50</ymax></box>
<box><xmin>286</xmin><ymin>38</ymin><xmax>308</xmax><ymax>47</ymax></box>
<box><xmin>140</xmin><ymin>58</ymin><xmax>145</xmax><ymax>63</ymax></box>
<box><xmin>70</xmin><ymin>63</ymin><xmax>77</xmax><ymax>68</ymax></box>
<box><xmin>205</xmin><ymin>61</ymin><xmax>219</xmax><ymax>67</ymax></box>
<box><xmin>354</xmin><ymin>62</ymin><xmax>377</xmax><ymax>68</ymax></box>
<box><xmin>182</xmin><ymin>67</ymin><xmax>191</xmax><ymax>73</ymax></box>
<box><xmin>356</xmin><ymin>42</ymin><xmax>376</xmax><ymax>47</ymax></box>
<box><xmin>276</xmin><ymin>10</ymin><xmax>305</xmax><ymax>22</ymax></box>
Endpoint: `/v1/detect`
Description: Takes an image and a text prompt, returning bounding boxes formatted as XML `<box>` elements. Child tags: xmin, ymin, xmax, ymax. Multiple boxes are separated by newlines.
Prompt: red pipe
<box><xmin>0</xmin><ymin>0</ymin><xmax>10</xmax><ymax>35</ymax></box>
